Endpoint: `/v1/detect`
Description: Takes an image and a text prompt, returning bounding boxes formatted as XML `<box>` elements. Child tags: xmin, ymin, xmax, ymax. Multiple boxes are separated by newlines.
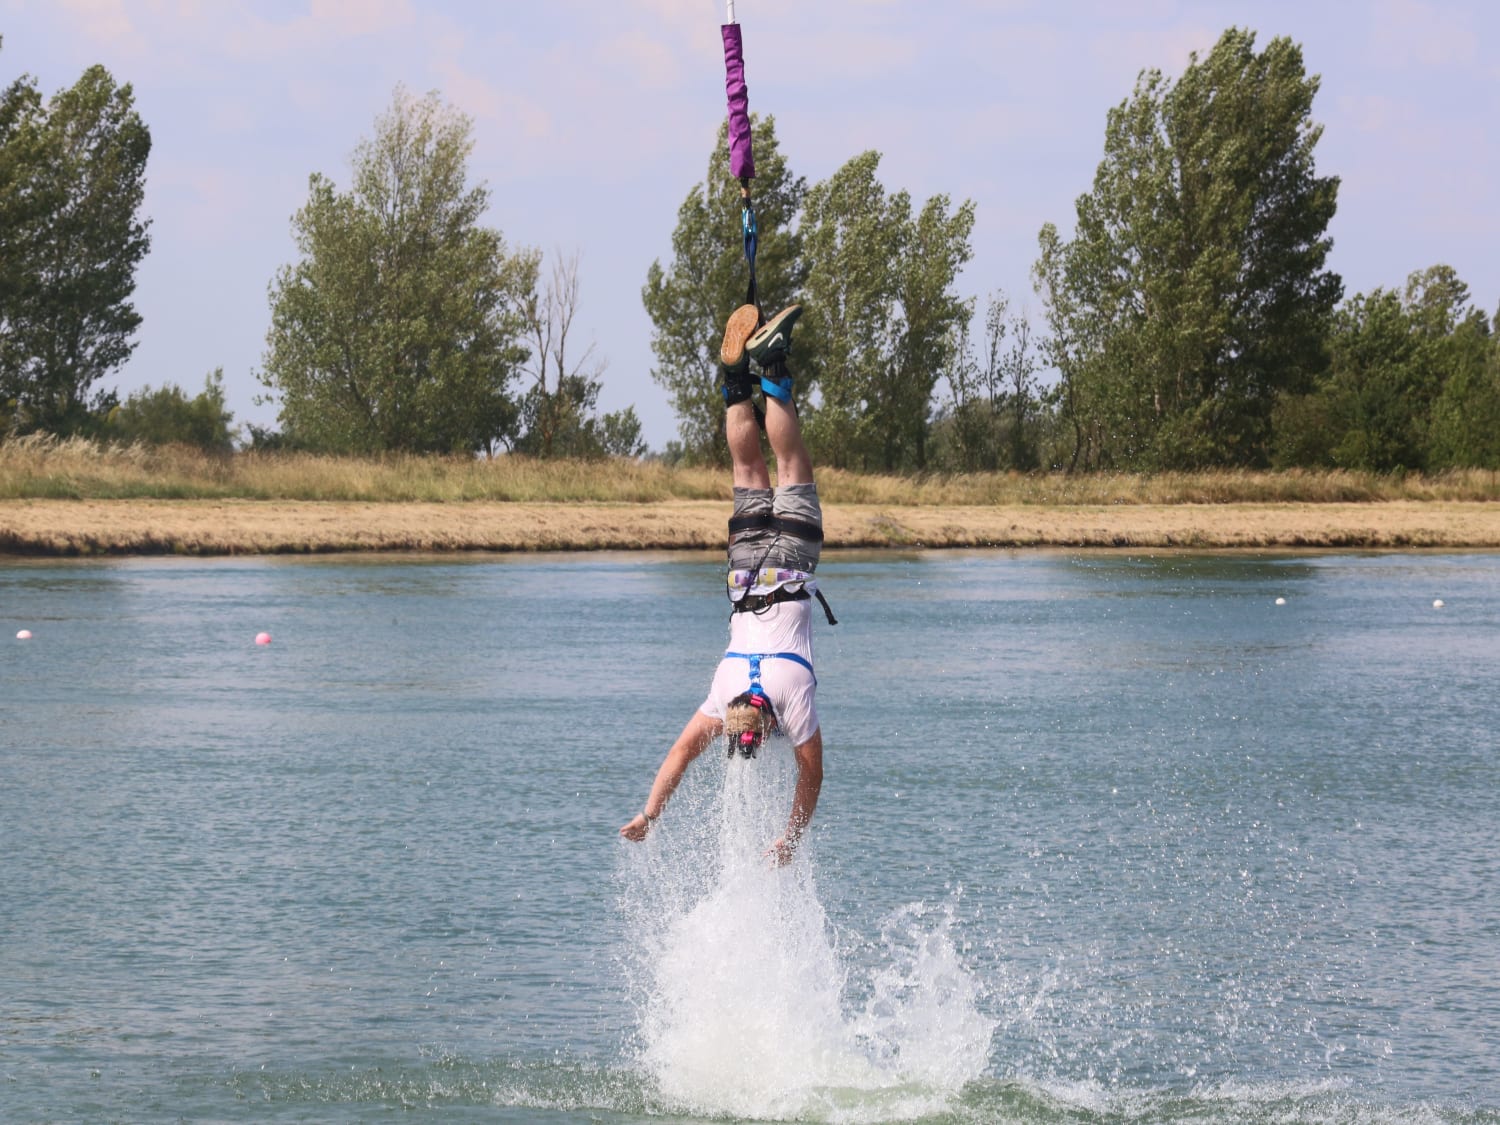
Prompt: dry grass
<box><xmin>3</xmin><ymin>434</ymin><xmax>1499</xmax><ymax>505</ymax></box>
<box><xmin>815</xmin><ymin>466</ymin><xmax>1500</xmax><ymax>505</ymax></box>
<box><xmin>7</xmin><ymin>497</ymin><xmax>1500</xmax><ymax>556</ymax></box>
<box><xmin>0</xmin><ymin>434</ymin><xmax>727</xmax><ymax>502</ymax></box>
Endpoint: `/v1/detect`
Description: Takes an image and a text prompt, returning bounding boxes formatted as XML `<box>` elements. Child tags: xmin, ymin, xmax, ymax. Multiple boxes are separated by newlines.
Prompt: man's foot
<box><xmin>719</xmin><ymin>303</ymin><xmax>760</xmax><ymax>405</ymax></box>
<box><xmin>746</xmin><ymin>303</ymin><xmax>801</xmax><ymax>369</ymax></box>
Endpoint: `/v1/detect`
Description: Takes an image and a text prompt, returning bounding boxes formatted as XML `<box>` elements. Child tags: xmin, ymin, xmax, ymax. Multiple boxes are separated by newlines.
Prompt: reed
<box><xmin>2</xmin><ymin>435</ymin><xmax>1498</xmax><ymax>505</ymax></box>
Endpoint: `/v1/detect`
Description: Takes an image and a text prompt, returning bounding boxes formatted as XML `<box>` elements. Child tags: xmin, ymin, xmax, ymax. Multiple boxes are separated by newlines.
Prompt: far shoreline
<box><xmin>3</xmin><ymin>498</ymin><xmax>1499</xmax><ymax>557</ymax></box>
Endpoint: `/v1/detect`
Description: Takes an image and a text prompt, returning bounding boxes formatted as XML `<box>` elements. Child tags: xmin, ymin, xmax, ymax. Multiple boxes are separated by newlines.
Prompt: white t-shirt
<box><xmin>699</xmin><ymin>599</ymin><xmax>819</xmax><ymax>747</ymax></box>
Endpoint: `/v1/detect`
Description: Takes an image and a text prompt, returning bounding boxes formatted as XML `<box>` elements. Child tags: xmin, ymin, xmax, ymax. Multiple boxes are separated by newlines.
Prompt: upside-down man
<box><xmin>620</xmin><ymin>302</ymin><xmax>832</xmax><ymax>866</ymax></box>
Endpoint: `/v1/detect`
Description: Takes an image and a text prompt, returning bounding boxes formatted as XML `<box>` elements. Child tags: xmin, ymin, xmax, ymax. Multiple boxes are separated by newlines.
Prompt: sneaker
<box><xmin>746</xmin><ymin>303</ymin><xmax>802</xmax><ymax>368</ymax></box>
<box><xmin>719</xmin><ymin>303</ymin><xmax>760</xmax><ymax>405</ymax></box>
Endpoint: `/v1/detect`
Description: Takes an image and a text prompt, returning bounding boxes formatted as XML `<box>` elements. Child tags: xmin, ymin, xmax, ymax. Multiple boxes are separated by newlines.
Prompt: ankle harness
<box><xmin>760</xmin><ymin>359</ymin><xmax>793</xmax><ymax>403</ymax></box>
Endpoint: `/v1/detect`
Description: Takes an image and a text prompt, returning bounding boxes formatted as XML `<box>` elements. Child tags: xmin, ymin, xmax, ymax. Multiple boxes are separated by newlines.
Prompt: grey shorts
<box><xmin>727</xmin><ymin>483</ymin><xmax>823</xmax><ymax>572</ymax></box>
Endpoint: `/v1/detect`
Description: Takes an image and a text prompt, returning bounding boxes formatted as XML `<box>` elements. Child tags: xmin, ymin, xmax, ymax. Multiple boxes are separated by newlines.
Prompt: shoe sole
<box><xmin>720</xmin><ymin>304</ymin><xmax>761</xmax><ymax>369</ymax></box>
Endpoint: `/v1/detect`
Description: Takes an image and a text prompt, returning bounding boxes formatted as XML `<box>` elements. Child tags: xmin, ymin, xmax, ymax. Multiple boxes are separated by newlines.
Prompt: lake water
<box><xmin>1</xmin><ymin>549</ymin><xmax>1497</xmax><ymax>1124</ymax></box>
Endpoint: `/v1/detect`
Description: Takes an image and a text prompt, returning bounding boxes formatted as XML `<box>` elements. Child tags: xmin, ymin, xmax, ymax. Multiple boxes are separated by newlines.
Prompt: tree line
<box><xmin>4</xmin><ymin>29</ymin><xmax>1497</xmax><ymax>471</ymax></box>
<box><xmin>649</xmin><ymin>27</ymin><xmax>1500</xmax><ymax>473</ymax></box>
<box><xmin>0</xmin><ymin>57</ymin><xmax>642</xmax><ymax>459</ymax></box>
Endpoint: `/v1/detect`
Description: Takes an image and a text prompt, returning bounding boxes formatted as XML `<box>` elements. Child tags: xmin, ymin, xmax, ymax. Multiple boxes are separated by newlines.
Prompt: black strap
<box><xmin>727</xmin><ymin>512</ymin><xmax>771</xmax><ymax>536</ymax></box>
<box><xmin>814</xmin><ymin>589</ymin><xmax>838</xmax><ymax>626</ymax></box>
<box><xmin>730</xmin><ymin>585</ymin><xmax>838</xmax><ymax>627</ymax></box>
<box><xmin>731</xmin><ymin>587</ymin><xmax>810</xmax><ymax>613</ymax></box>
<box><xmin>726</xmin><ymin>513</ymin><xmax>824</xmax><ymax>543</ymax></box>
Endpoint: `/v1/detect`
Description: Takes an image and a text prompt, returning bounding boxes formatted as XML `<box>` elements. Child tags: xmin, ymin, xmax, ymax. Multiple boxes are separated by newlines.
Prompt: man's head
<box><xmin>724</xmin><ymin>690</ymin><xmax>777</xmax><ymax>758</ymax></box>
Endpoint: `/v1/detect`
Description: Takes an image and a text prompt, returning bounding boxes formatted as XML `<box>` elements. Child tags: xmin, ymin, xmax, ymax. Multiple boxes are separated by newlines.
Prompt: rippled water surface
<box><xmin>2</xmin><ymin>549</ymin><xmax>1498</xmax><ymax>1123</ymax></box>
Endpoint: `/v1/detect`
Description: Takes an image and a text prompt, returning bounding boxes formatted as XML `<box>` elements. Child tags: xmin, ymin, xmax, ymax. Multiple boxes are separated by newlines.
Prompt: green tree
<box><xmin>641</xmin><ymin>114</ymin><xmax>806</xmax><ymax>463</ymax></box>
<box><xmin>1323</xmin><ymin>289</ymin><xmax>1427</xmax><ymax>471</ymax></box>
<box><xmin>105</xmin><ymin>368</ymin><xmax>235</xmax><ymax>452</ymax></box>
<box><xmin>1403</xmin><ymin>267</ymin><xmax>1495</xmax><ymax>469</ymax></box>
<box><xmin>1035</xmin><ymin>28</ymin><xmax>1341</xmax><ymax>468</ymax></box>
<box><xmin>1283</xmin><ymin>266</ymin><xmax>1498</xmax><ymax>471</ymax></box>
<box><xmin>800</xmin><ymin>151</ymin><xmax>974</xmax><ymax>471</ymax></box>
<box><xmin>0</xmin><ymin>51</ymin><xmax>47</xmax><ymax>407</ymax></box>
<box><xmin>1033</xmin><ymin>222</ymin><xmax>1116</xmax><ymax>470</ymax></box>
<box><xmin>515</xmin><ymin>373</ymin><xmax>646</xmax><ymax>460</ymax></box>
<box><xmin>934</xmin><ymin>292</ymin><xmax>1041</xmax><ymax>472</ymax></box>
<box><xmin>0</xmin><ymin>55</ymin><xmax>151</xmax><ymax>436</ymax></box>
<box><xmin>1425</xmin><ymin>309</ymin><xmax>1498</xmax><ymax>469</ymax></box>
<box><xmin>515</xmin><ymin>249</ymin><xmax>645</xmax><ymax>459</ymax></box>
<box><xmin>261</xmin><ymin>87</ymin><xmax>534</xmax><ymax>454</ymax></box>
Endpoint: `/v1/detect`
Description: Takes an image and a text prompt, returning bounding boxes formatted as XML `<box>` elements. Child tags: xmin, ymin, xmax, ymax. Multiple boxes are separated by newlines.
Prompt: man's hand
<box><xmin>765</xmin><ymin>837</ymin><xmax>797</xmax><ymax>867</ymax></box>
<box><xmin>620</xmin><ymin>814</ymin><xmax>652</xmax><ymax>841</ymax></box>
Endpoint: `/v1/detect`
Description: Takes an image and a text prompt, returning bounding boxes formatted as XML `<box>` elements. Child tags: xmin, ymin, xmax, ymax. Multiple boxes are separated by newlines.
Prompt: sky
<box><xmin>3</xmin><ymin>0</ymin><xmax>1498</xmax><ymax>450</ymax></box>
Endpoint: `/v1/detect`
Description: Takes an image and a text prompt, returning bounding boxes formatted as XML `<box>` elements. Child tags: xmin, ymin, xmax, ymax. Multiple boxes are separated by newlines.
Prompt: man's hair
<box><xmin>725</xmin><ymin>690</ymin><xmax>777</xmax><ymax>752</ymax></box>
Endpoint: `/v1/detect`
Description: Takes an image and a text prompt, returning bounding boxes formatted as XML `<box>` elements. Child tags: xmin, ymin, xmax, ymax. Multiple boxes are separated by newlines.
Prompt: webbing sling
<box><xmin>727</xmin><ymin>512</ymin><xmax>824</xmax><ymax>543</ymax></box>
<box><xmin>724</xmin><ymin>651</ymin><xmax>817</xmax><ymax>695</ymax></box>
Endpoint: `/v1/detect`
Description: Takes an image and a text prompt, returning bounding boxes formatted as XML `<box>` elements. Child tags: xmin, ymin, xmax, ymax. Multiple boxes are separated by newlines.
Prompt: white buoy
<box><xmin>16</xmin><ymin>629</ymin><xmax>32</xmax><ymax>640</ymax></box>
<box><xmin>1275</xmin><ymin>597</ymin><xmax>1286</xmax><ymax>606</ymax></box>
<box><xmin>255</xmin><ymin>631</ymin><xmax>272</xmax><ymax>646</ymax></box>
<box><xmin>1433</xmin><ymin>599</ymin><xmax>1444</xmax><ymax>609</ymax></box>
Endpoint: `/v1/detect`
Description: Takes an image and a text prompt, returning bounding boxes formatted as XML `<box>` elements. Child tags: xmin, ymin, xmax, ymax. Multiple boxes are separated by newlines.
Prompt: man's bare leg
<box><xmin>726</xmin><ymin>399</ymin><xmax>771</xmax><ymax>490</ymax></box>
<box><xmin>764</xmin><ymin>389</ymin><xmax>812</xmax><ymax>487</ymax></box>
<box><xmin>726</xmin><ymin>374</ymin><xmax>811</xmax><ymax>489</ymax></box>
<box><xmin>744</xmin><ymin>304</ymin><xmax>813</xmax><ymax>488</ymax></box>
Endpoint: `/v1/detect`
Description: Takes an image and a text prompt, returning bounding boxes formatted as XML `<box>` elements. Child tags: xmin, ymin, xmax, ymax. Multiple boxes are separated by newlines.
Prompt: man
<box><xmin>620</xmin><ymin>302</ymin><xmax>828</xmax><ymax>866</ymax></box>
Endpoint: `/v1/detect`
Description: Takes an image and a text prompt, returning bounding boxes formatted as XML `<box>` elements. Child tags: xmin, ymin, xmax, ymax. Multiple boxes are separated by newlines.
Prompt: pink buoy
<box><xmin>255</xmin><ymin>632</ymin><xmax>272</xmax><ymax>646</ymax></box>
<box><xmin>16</xmin><ymin>629</ymin><xmax>32</xmax><ymax>640</ymax></box>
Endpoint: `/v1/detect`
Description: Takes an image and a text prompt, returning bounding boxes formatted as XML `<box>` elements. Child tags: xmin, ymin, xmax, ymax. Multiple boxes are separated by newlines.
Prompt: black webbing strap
<box><xmin>814</xmin><ymin>590</ymin><xmax>838</xmax><ymax>626</ymax></box>
<box><xmin>729</xmin><ymin>584</ymin><xmax>839</xmax><ymax>626</ymax></box>
<box><xmin>727</xmin><ymin>512</ymin><xmax>824</xmax><ymax>543</ymax></box>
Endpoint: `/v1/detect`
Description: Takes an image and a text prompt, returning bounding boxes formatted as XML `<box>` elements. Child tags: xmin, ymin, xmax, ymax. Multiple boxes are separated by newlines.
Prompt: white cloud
<box><xmin>1369</xmin><ymin>0</ymin><xmax>1479</xmax><ymax>69</ymax></box>
<box><xmin>307</xmin><ymin>0</ymin><xmax>412</xmax><ymax>38</ymax></box>
<box><xmin>55</xmin><ymin>0</ymin><xmax>142</xmax><ymax>51</ymax></box>
<box><xmin>1088</xmin><ymin>24</ymin><xmax>1220</xmax><ymax>84</ymax></box>
<box><xmin>432</xmin><ymin>58</ymin><xmax>552</xmax><ymax>140</ymax></box>
<box><xmin>57</xmin><ymin>0</ymin><xmax>133</xmax><ymax>38</ymax></box>
<box><xmin>596</xmin><ymin>29</ymin><xmax>682</xmax><ymax>91</ymax></box>
<box><xmin>1334</xmin><ymin>92</ymin><xmax>1416</xmax><ymax>137</ymax></box>
<box><xmin>147</xmin><ymin>157</ymin><xmax>258</xmax><ymax>241</ymax></box>
<box><xmin>194</xmin><ymin>0</ymin><xmax>416</xmax><ymax>60</ymax></box>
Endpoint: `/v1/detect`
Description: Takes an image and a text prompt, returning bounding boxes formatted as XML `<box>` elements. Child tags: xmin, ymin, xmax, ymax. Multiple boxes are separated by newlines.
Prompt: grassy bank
<box><xmin>3</xmin><ymin>434</ymin><xmax>1499</xmax><ymax>505</ymax></box>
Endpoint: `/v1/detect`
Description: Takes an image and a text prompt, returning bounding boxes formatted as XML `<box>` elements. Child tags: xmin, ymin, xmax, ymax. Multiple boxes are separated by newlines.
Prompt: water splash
<box><xmin>617</xmin><ymin>745</ymin><xmax>996</xmax><ymax>1121</ymax></box>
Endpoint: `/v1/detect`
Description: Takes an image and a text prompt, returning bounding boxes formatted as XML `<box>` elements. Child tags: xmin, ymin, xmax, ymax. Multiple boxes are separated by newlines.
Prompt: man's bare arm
<box><xmin>768</xmin><ymin>728</ymin><xmax>823</xmax><ymax>866</ymax></box>
<box><xmin>620</xmin><ymin>710</ymin><xmax>723</xmax><ymax>840</ymax></box>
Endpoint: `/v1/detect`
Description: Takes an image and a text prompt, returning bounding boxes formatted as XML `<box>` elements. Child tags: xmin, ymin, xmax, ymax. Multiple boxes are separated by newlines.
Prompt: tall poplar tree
<box><xmin>800</xmin><ymin>151</ymin><xmax>974</xmax><ymax>471</ymax></box>
<box><xmin>1035</xmin><ymin>28</ymin><xmax>1341</xmax><ymax>468</ymax></box>
<box><xmin>0</xmin><ymin>56</ymin><xmax>151</xmax><ymax>436</ymax></box>
<box><xmin>262</xmin><ymin>87</ymin><xmax>534</xmax><ymax>454</ymax></box>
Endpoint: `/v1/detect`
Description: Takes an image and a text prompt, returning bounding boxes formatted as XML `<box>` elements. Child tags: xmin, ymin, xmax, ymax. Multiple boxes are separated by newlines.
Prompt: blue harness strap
<box><xmin>724</xmin><ymin>650</ymin><xmax>816</xmax><ymax>696</ymax></box>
